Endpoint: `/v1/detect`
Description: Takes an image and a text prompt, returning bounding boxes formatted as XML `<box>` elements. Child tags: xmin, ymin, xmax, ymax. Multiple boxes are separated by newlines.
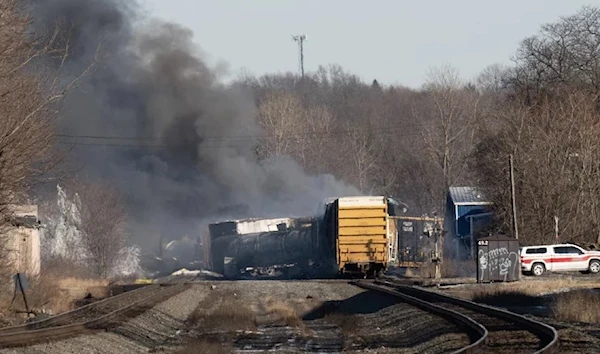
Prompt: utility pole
<box><xmin>509</xmin><ymin>154</ymin><xmax>519</xmax><ymax>240</ymax></box>
<box><xmin>292</xmin><ymin>34</ymin><xmax>307</xmax><ymax>78</ymax></box>
<box><xmin>433</xmin><ymin>213</ymin><xmax>441</xmax><ymax>280</ymax></box>
<box><xmin>554</xmin><ymin>216</ymin><xmax>559</xmax><ymax>242</ymax></box>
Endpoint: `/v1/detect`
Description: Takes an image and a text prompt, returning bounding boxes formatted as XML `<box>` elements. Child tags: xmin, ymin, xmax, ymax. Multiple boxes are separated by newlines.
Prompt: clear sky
<box><xmin>143</xmin><ymin>0</ymin><xmax>595</xmax><ymax>88</ymax></box>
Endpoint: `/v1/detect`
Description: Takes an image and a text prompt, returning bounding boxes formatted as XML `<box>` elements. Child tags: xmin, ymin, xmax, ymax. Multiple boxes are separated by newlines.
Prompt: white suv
<box><xmin>520</xmin><ymin>243</ymin><xmax>600</xmax><ymax>276</ymax></box>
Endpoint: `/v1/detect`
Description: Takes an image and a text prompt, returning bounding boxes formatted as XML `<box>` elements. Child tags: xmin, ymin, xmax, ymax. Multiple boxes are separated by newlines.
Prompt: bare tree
<box><xmin>0</xmin><ymin>0</ymin><xmax>97</xmax><ymax>225</ymax></box>
<box><xmin>256</xmin><ymin>90</ymin><xmax>304</xmax><ymax>159</ymax></box>
<box><xmin>256</xmin><ymin>90</ymin><xmax>338</xmax><ymax>175</ymax></box>
<box><xmin>342</xmin><ymin>123</ymin><xmax>381</xmax><ymax>193</ymax></box>
<box><xmin>412</xmin><ymin>66</ymin><xmax>481</xmax><ymax>212</ymax></box>
<box><xmin>298</xmin><ymin>104</ymin><xmax>337</xmax><ymax>174</ymax></box>
<box><xmin>0</xmin><ymin>0</ymin><xmax>62</xmax><ymax>272</ymax></box>
<box><xmin>75</xmin><ymin>181</ymin><xmax>129</xmax><ymax>278</ymax></box>
<box><xmin>508</xmin><ymin>6</ymin><xmax>600</xmax><ymax>99</ymax></box>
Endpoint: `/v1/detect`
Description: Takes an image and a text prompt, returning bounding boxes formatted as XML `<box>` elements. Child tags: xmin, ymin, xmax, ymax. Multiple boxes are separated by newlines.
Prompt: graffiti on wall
<box><xmin>477</xmin><ymin>241</ymin><xmax>519</xmax><ymax>281</ymax></box>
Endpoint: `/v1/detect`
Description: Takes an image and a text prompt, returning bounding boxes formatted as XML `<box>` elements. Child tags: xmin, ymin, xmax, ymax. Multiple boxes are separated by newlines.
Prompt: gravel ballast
<box><xmin>0</xmin><ymin>280</ymin><xmax>471</xmax><ymax>353</ymax></box>
<box><xmin>0</xmin><ymin>284</ymin><xmax>209</xmax><ymax>354</ymax></box>
<box><xmin>179</xmin><ymin>280</ymin><xmax>469</xmax><ymax>353</ymax></box>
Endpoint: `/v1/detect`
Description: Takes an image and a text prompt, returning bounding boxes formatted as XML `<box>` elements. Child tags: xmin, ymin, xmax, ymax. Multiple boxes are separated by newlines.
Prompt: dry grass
<box><xmin>188</xmin><ymin>291</ymin><xmax>256</xmax><ymax>332</ymax></box>
<box><xmin>263</xmin><ymin>297</ymin><xmax>303</xmax><ymax>327</ymax></box>
<box><xmin>0</xmin><ymin>256</ymin><xmax>115</xmax><ymax>325</ymax></box>
<box><xmin>27</xmin><ymin>275</ymin><xmax>110</xmax><ymax>314</ymax></box>
<box><xmin>204</xmin><ymin>305</ymin><xmax>256</xmax><ymax>331</ymax></box>
<box><xmin>447</xmin><ymin>277</ymin><xmax>600</xmax><ymax>324</ymax></box>
<box><xmin>51</xmin><ymin>277</ymin><xmax>109</xmax><ymax>288</ymax></box>
<box><xmin>551</xmin><ymin>290</ymin><xmax>600</xmax><ymax>323</ymax></box>
<box><xmin>0</xmin><ymin>272</ymin><xmax>111</xmax><ymax>316</ymax></box>
<box><xmin>463</xmin><ymin>277</ymin><xmax>582</xmax><ymax>301</ymax></box>
<box><xmin>0</xmin><ymin>303</ymin><xmax>21</xmax><ymax>327</ymax></box>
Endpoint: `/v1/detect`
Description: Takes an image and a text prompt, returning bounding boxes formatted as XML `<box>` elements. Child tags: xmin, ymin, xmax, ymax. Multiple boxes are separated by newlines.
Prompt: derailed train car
<box><xmin>207</xmin><ymin>196</ymin><xmax>400</xmax><ymax>279</ymax></box>
<box><xmin>210</xmin><ymin>223</ymin><xmax>337</xmax><ymax>278</ymax></box>
<box><xmin>323</xmin><ymin>196</ymin><xmax>392</xmax><ymax>277</ymax></box>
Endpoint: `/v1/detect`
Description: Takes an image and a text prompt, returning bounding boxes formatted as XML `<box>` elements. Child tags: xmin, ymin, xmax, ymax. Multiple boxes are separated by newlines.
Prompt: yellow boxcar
<box><xmin>332</xmin><ymin>196</ymin><xmax>389</xmax><ymax>277</ymax></box>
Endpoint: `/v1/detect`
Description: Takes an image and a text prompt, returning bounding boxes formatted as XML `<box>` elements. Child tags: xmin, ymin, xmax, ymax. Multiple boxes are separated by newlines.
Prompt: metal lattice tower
<box><xmin>292</xmin><ymin>34</ymin><xmax>307</xmax><ymax>77</ymax></box>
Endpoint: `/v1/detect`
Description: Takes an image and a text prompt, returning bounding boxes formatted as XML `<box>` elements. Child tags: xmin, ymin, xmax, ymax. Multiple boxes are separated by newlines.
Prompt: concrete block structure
<box><xmin>4</xmin><ymin>204</ymin><xmax>41</xmax><ymax>277</ymax></box>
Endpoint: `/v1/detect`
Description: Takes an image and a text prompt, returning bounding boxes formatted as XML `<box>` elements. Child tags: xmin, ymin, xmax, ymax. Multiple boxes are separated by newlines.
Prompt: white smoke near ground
<box><xmin>26</xmin><ymin>0</ymin><xmax>361</xmax><ymax>254</ymax></box>
<box><xmin>41</xmin><ymin>185</ymin><xmax>141</xmax><ymax>276</ymax></box>
<box><xmin>41</xmin><ymin>185</ymin><xmax>84</xmax><ymax>263</ymax></box>
<box><xmin>111</xmin><ymin>246</ymin><xmax>142</xmax><ymax>277</ymax></box>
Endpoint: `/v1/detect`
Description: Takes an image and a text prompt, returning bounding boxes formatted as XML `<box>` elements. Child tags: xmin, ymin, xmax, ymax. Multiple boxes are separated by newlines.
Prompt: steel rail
<box><xmin>351</xmin><ymin>280</ymin><xmax>487</xmax><ymax>354</ymax></box>
<box><xmin>0</xmin><ymin>283</ymin><xmax>188</xmax><ymax>348</ymax></box>
<box><xmin>376</xmin><ymin>280</ymin><xmax>560</xmax><ymax>354</ymax></box>
<box><xmin>0</xmin><ymin>284</ymin><xmax>160</xmax><ymax>335</ymax></box>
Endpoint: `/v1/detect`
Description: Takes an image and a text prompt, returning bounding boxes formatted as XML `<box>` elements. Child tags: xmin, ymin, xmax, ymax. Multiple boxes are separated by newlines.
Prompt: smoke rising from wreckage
<box><xmin>202</xmin><ymin>196</ymin><xmax>403</xmax><ymax>280</ymax></box>
<box><xmin>25</xmin><ymin>0</ymin><xmax>360</xmax><ymax>264</ymax></box>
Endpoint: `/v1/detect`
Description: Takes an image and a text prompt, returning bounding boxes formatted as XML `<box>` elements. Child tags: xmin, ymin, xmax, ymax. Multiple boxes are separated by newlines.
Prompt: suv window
<box><xmin>525</xmin><ymin>247</ymin><xmax>547</xmax><ymax>254</ymax></box>
<box><xmin>553</xmin><ymin>246</ymin><xmax>583</xmax><ymax>255</ymax></box>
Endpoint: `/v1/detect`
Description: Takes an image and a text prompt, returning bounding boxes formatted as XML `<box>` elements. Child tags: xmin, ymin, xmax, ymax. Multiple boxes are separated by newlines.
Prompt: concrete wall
<box><xmin>4</xmin><ymin>204</ymin><xmax>41</xmax><ymax>277</ymax></box>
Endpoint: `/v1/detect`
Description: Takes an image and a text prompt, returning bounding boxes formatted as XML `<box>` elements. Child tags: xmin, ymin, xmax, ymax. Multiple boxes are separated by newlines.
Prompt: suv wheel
<box><xmin>589</xmin><ymin>260</ymin><xmax>600</xmax><ymax>274</ymax></box>
<box><xmin>532</xmin><ymin>263</ymin><xmax>545</xmax><ymax>276</ymax></box>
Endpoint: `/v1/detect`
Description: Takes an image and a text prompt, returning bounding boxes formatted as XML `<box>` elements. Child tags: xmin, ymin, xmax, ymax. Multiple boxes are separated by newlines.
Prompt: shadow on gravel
<box><xmin>302</xmin><ymin>290</ymin><xmax>398</xmax><ymax>321</ymax></box>
<box><xmin>302</xmin><ymin>289</ymin><xmax>469</xmax><ymax>352</ymax></box>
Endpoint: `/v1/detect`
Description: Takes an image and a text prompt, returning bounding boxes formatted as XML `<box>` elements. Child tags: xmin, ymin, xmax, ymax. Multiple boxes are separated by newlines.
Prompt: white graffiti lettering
<box><xmin>478</xmin><ymin>246</ymin><xmax>519</xmax><ymax>282</ymax></box>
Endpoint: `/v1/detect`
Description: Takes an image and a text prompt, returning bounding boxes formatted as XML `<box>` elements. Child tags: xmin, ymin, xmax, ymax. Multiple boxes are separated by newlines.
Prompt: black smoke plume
<box><xmin>25</xmin><ymin>0</ymin><xmax>360</xmax><ymax>250</ymax></box>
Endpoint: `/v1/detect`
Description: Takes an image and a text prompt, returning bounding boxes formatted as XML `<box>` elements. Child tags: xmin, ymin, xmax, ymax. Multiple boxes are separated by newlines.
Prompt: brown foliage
<box><xmin>473</xmin><ymin>91</ymin><xmax>600</xmax><ymax>246</ymax></box>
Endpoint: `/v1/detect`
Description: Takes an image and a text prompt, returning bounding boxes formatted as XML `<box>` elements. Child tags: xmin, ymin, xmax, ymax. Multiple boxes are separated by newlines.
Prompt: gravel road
<box><xmin>0</xmin><ymin>284</ymin><xmax>209</xmax><ymax>354</ymax></box>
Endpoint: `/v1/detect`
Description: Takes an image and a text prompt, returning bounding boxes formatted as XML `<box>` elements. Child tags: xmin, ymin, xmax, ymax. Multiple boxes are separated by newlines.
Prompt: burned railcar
<box><xmin>213</xmin><ymin>225</ymin><xmax>337</xmax><ymax>279</ymax></box>
<box><xmin>208</xmin><ymin>217</ymin><xmax>334</xmax><ymax>278</ymax></box>
<box><xmin>207</xmin><ymin>196</ymin><xmax>402</xmax><ymax>279</ymax></box>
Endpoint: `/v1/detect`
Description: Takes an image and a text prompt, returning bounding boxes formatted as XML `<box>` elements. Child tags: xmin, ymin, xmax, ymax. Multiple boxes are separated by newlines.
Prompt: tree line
<box><xmin>239</xmin><ymin>5</ymin><xmax>600</xmax><ymax>248</ymax></box>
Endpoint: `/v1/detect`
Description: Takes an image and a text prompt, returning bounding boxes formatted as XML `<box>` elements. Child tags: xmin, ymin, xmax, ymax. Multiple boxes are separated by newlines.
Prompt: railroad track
<box><xmin>352</xmin><ymin>280</ymin><xmax>559</xmax><ymax>354</ymax></box>
<box><xmin>0</xmin><ymin>282</ymin><xmax>189</xmax><ymax>348</ymax></box>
